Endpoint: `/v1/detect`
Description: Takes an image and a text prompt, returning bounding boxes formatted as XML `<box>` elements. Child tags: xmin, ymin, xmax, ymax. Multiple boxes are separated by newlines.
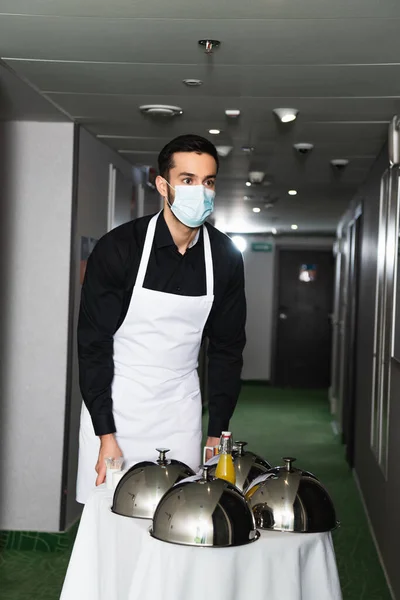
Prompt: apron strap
<box><xmin>135</xmin><ymin>212</ymin><xmax>214</xmax><ymax>296</ymax></box>
<box><xmin>135</xmin><ymin>212</ymin><xmax>160</xmax><ymax>289</ymax></box>
<box><xmin>203</xmin><ymin>225</ymin><xmax>214</xmax><ymax>297</ymax></box>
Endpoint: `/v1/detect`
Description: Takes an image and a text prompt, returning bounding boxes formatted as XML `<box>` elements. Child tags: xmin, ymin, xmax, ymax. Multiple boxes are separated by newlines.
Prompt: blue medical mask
<box><xmin>164</xmin><ymin>180</ymin><xmax>215</xmax><ymax>228</ymax></box>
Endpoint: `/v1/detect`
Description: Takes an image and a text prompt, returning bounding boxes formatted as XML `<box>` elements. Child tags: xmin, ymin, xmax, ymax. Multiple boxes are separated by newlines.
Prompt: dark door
<box><xmin>274</xmin><ymin>249</ymin><xmax>334</xmax><ymax>388</ymax></box>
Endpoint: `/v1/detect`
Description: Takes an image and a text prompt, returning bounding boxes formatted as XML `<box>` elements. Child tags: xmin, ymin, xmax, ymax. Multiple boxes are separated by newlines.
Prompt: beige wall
<box><xmin>0</xmin><ymin>121</ymin><xmax>74</xmax><ymax>531</ymax></box>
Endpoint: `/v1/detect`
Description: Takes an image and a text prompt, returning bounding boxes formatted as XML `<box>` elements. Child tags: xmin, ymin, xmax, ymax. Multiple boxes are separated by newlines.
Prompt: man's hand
<box><xmin>205</xmin><ymin>436</ymin><xmax>220</xmax><ymax>462</ymax></box>
<box><xmin>96</xmin><ymin>434</ymin><xmax>123</xmax><ymax>486</ymax></box>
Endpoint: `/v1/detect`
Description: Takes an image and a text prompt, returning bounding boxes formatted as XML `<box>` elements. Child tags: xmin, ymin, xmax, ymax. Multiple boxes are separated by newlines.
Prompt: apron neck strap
<box><xmin>203</xmin><ymin>225</ymin><xmax>214</xmax><ymax>296</ymax></box>
<box><xmin>135</xmin><ymin>212</ymin><xmax>214</xmax><ymax>296</ymax></box>
<box><xmin>135</xmin><ymin>212</ymin><xmax>160</xmax><ymax>289</ymax></box>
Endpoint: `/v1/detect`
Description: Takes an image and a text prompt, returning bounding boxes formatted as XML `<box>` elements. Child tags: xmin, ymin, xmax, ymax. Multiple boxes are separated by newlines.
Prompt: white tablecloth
<box><xmin>61</xmin><ymin>486</ymin><xmax>342</xmax><ymax>600</ymax></box>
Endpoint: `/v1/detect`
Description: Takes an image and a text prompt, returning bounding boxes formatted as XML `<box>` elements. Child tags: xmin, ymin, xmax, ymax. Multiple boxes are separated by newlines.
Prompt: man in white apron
<box><xmin>77</xmin><ymin>134</ymin><xmax>246</xmax><ymax>503</ymax></box>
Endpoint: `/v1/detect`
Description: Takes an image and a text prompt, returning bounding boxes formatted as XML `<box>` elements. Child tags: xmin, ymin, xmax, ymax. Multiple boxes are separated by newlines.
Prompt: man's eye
<box><xmin>206</xmin><ymin>180</ymin><xmax>215</xmax><ymax>187</ymax></box>
<box><xmin>183</xmin><ymin>178</ymin><xmax>192</xmax><ymax>184</ymax></box>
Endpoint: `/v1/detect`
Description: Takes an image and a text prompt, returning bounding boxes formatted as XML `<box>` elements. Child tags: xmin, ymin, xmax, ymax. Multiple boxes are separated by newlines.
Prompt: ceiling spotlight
<box><xmin>293</xmin><ymin>142</ymin><xmax>314</xmax><ymax>155</ymax></box>
<box><xmin>331</xmin><ymin>158</ymin><xmax>349</xmax><ymax>170</ymax></box>
<box><xmin>209</xmin><ymin>129</ymin><xmax>221</xmax><ymax>135</ymax></box>
<box><xmin>273</xmin><ymin>108</ymin><xmax>299</xmax><ymax>123</ymax></box>
<box><xmin>183</xmin><ymin>78</ymin><xmax>203</xmax><ymax>87</ymax></box>
<box><xmin>291</xmin><ymin>224</ymin><xmax>299</xmax><ymax>230</ymax></box>
<box><xmin>139</xmin><ymin>104</ymin><xmax>183</xmax><ymax>117</ymax></box>
<box><xmin>288</xmin><ymin>190</ymin><xmax>298</xmax><ymax>196</ymax></box>
<box><xmin>253</xmin><ymin>207</ymin><xmax>261</xmax><ymax>213</ymax></box>
<box><xmin>246</xmin><ymin>181</ymin><xmax>252</xmax><ymax>187</ymax></box>
<box><xmin>225</xmin><ymin>109</ymin><xmax>241</xmax><ymax>118</ymax></box>
<box><xmin>271</xmin><ymin>228</ymin><xmax>277</xmax><ymax>235</ymax></box>
<box><xmin>216</xmin><ymin>145</ymin><xmax>233</xmax><ymax>157</ymax></box>
<box><xmin>232</xmin><ymin>236</ymin><xmax>247</xmax><ymax>253</ymax></box>
<box><xmin>248</xmin><ymin>171</ymin><xmax>265</xmax><ymax>185</ymax></box>
<box><xmin>241</xmin><ymin>146</ymin><xmax>255</xmax><ymax>153</ymax></box>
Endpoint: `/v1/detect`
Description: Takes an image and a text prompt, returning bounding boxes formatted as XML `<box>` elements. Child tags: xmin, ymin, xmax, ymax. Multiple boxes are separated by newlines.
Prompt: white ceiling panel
<box><xmin>0</xmin><ymin>62</ymin><xmax>67</xmax><ymax>121</ymax></box>
<box><xmin>8</xmin><ymin>61</ymin><xmax>400</xmax><ymax>100</ymax></box>
<box><xmin>0</xmin><ymin>0</ymin><xmax>397</xmax><ymax>233</ymax></box>
<box><xmin>6</xmin><ymin>63</ymin><xmax>242</xmax><ymax>96</ymax></box>
<box><xmin>241</xmin><ymin>66</ymin><xmax>400</xmax><ymax>98</ymax></box>
<box><xmin>0</xmin><ymin>0</ymin><xmax>399</xmax><ymax>20</ymax></box>
<box><xmin>1</xmin><ymin>17</ymin><xmax>400</xmax><ymax>66</ymax></box>
<box><xmin>53</xmin><ymin>95</ymin><xmax>400</xmax><ymax>126</ymax></box>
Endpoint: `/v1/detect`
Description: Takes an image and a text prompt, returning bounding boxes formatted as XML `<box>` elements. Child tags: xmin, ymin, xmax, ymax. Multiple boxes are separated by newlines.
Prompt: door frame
<box><xmin>271</xmin><ymin>243</ymin><xmax>335</xmax><ymax>386</ymax></box>
<box><xmin>342</xmin><ymin>203</ymin><xmax>363</xmax><ymax>466</ymax></box>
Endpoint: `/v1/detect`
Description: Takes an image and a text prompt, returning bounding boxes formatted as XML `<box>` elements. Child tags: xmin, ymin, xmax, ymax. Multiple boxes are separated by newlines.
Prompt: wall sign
<box><xmin>251</xmin><ymin>242</ymin><xmax>273</xmax><ymax>253</ymax></box>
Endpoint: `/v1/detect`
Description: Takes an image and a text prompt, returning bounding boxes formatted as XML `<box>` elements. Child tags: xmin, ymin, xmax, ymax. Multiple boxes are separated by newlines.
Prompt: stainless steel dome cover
<box><xmin>150</xmin><ymin>466</ymin><xmax>260</xmax><ymax>547</ymax></box>
<box><xmin>245</xmin><ymin>457</ymin><xmax>338</xmax><ymax>533</ymax></box>
<box><xmin>111</xmin><ymin>449</ymin><xmax>194</xmax><ymax>519</ymax></box>
<box><xmin>207</xmin><ymin>441</ymin><xmax>271</xmax><ymax>491</ymax></box>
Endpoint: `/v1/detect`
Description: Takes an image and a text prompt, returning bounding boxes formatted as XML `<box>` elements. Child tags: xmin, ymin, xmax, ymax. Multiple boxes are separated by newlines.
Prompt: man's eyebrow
<box><xmin>177</xmin><ymin>172</ymin><xmax>217</xmax><ymax>178</ymax></box>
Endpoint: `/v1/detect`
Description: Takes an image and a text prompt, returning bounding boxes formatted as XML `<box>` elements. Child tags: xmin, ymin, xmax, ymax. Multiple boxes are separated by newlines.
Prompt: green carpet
<box><xmin>226</xmin><ymin>386</ymin><xmax>392</xmax><ymax>600</ymax></box>
<box><xmin>0</xmin><ymin>386</ymin><xmax>392</xmax><ymax>599</ymax></box>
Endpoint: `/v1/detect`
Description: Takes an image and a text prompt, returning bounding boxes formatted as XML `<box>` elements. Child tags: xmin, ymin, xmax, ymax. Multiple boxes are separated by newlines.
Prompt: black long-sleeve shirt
<box><xmin>77</xmin><ymin>212</ymin><xmax>246</xmax><ymax>438</ymax></box>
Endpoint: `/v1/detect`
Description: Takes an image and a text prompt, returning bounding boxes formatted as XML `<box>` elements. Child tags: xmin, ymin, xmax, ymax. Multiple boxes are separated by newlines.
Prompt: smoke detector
<box><xmin>139</xmin><ymin>105</ymin><xmax>183</xmax><ymax>117</ymax></box>
<box><xmin>183</xmin><ymin>79</ymin><xmax>203</xmax><ymax>87</ymax></box>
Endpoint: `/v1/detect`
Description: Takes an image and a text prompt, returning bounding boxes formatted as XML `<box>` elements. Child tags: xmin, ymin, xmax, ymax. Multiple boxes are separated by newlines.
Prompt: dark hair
<box><xmin>158</xmin><ymin>134</ymin><xmax>219</xmax><ymax>179</ymax></box>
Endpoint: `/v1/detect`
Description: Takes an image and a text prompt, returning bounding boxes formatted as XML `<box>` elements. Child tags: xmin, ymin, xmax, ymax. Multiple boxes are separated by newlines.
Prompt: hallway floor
<box><xmin>0</xmin><ymin>386</ymin><xmax>392</xmax><ymax>599</ymax></box>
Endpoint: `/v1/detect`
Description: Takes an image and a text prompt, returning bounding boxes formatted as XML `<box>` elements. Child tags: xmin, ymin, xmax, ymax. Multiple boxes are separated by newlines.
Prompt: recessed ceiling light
<box><xmin>271</xmin><ymin>228</ymin><xmax>277</xmax><ymax>235</ymax></box>
<box><xmin>183</xmin><ymin>78</ymin><xmax>203</xmax><ymax>87</ymax></box>
<box><xmin>216</xmin><ymin>145</ymin><xmax>232</xmax><ymax>157</ymax></box>
<box><xmin>225</xmin><ymin>109</ymin><xmax>241</xmax><ymax>118</ymax></box>
<box><xmin>246</xmin><ymin>181</ymin><xmax>252</xmax><ymax>187</ymax></box>
<box><xmin>243</xmin><ymin>196</ymin><xmax>250</xmax><ymax>201</ymax></box>
<box><xmin>288</xmin><ymin>190</ymin><xmax>298</xmax><ymax>196</ymax></box>
<box><xmin>241</xmin><ymin>146</ymin><xmax>255</xmax><ymax>153</ymax></box>
<box><xmin>209</xmin><ymin>129</ymin><xmax>221</xmax><ymax>135</ymax></box>
<box><xmin>291</xmin><ymin>224</ymin><xmax>299</xmax><ymax>230</ymax></box>
<box><xmin>139</xmin><ymin>104</ymin><xmax>183</xmax><ymax>117</ymax></box>
<box><xmin>273</xmin><ymin>108</ymin><xmax>299</xmax><ymax>123</ymax></box>
<box><xmin>253</xmin><ymin>207</ymin><xmax>261</xmax><ymax>213</ymax></box>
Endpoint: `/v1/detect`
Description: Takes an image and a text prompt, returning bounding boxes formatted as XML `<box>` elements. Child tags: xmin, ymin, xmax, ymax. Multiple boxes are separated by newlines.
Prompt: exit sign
<box><xmin>251</xmin><ymin>242</ymin><xmax>273</xmax><ymax>253</ymax></box>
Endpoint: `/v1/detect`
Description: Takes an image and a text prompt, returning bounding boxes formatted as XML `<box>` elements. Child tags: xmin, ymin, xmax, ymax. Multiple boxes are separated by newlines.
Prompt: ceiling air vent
<box><xmin>139</xmin><ymin>105</ymin><xmax>183</xmax><ymax>117</ymax></box>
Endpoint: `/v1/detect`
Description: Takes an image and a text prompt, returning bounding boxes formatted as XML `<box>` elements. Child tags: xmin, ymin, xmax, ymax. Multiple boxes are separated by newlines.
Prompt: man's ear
<box><xmin>156</xmin><ymin>175</ymin><xmax>168</xmax><ymax>199</ymax></box>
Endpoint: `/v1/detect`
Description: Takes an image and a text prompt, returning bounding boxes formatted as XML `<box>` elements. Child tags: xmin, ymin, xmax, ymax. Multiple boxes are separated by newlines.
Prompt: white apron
<box><xmin>76</xmin><ymin>212</ymin><xmax>214</xmax><ymax>503</ymax></box>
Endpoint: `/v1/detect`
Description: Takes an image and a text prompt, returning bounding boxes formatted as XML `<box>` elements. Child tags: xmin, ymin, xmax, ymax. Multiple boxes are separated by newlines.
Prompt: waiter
<box><xmin>76</xmin><ymin>134</ymin><xmax>246</xmax><ymax>503</ymax></box>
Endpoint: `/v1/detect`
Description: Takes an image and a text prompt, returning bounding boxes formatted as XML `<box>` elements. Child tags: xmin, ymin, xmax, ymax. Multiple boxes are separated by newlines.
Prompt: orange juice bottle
<box><xmin>215</xmin><ymin>432</ymin><xmax>236</xmax><ymax>485</ymax></box>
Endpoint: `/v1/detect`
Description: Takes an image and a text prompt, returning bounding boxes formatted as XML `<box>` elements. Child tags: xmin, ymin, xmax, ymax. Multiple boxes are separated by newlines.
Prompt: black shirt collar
<box><xmin>155</xmin><ymin>212</ymin><xmax>203</xmax><ymax>249</ymax></box>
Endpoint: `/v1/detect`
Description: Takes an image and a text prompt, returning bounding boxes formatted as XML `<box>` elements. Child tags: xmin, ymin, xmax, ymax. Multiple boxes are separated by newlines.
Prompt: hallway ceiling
<box><xmin>0</xmin><ymin>0</ymin><xmax>399</xmax><ymax>234</ymax></box>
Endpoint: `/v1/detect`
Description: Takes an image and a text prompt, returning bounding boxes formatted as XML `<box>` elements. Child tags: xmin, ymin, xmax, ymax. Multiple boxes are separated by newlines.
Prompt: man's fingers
<box><xmin>96</xmin><ymin>464</ymin><xmax>106</xmax><ymax>486</ymax></box>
